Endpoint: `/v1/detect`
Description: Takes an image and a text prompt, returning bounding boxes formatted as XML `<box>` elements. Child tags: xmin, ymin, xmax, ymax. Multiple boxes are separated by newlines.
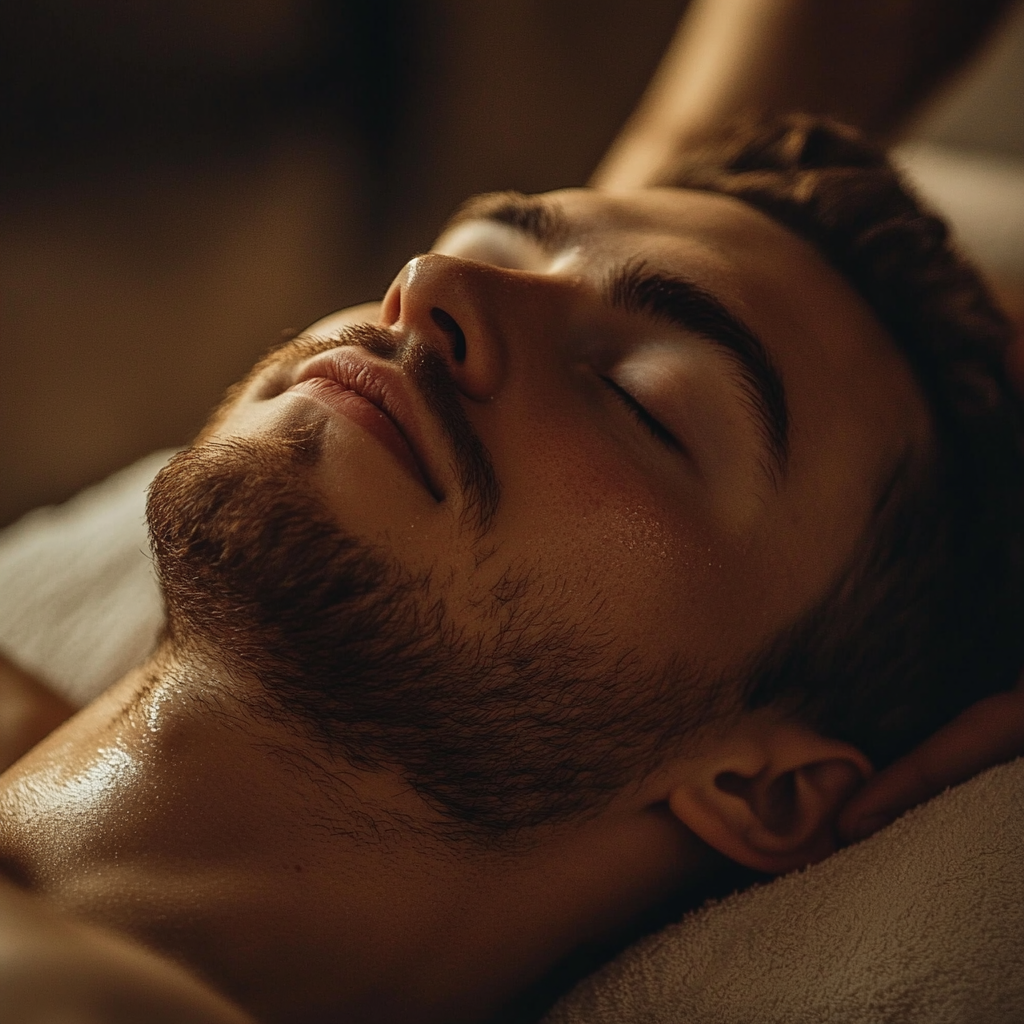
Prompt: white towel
<box><xmin>544</xmin><ymin>755</ymin><xmax>1024</xmax><ymax>1024</ymax></box>
<box><xmin>0</xmin><ymin>451</ymin><xmax>171</xmax><ymax>707</ymax></box>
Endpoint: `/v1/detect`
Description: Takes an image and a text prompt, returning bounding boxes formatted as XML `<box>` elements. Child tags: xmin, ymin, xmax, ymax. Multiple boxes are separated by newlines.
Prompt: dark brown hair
<box><xmin>661</xmin><ymin>114</ymin><xmax>1024</xmax><ymax>767</ymax></box>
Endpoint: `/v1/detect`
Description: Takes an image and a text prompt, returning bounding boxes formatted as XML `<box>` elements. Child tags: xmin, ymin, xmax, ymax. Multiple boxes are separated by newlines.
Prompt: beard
<box><xmin>146</xmin><ymin>334</ymin><xmax>717</xmax><ymax>844</ymax></box>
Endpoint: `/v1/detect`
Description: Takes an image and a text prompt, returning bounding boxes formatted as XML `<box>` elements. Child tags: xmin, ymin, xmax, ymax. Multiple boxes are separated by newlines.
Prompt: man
<box><xmin>0</xmin><ymin>116</ymin><xmax>1022</xmax><ymax>1023</ymax></box>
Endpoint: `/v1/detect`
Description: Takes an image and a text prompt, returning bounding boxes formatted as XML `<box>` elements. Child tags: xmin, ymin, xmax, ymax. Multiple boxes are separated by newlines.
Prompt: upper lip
<box><xmin>290</xmin><ymin>347</ymin><xmax>445</xmax><ymax>500</ymax></box>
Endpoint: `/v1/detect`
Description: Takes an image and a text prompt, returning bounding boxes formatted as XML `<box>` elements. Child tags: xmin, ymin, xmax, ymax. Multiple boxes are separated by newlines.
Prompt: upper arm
<box><xmin>0</xmin><ymin>651</ymin><xmax>75</xmax><ymax>774</ymax></box>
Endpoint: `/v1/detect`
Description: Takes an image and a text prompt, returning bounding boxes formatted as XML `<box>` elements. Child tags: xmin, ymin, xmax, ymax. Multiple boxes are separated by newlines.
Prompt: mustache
<box><xmin>261</xmin><ymin>322</ymin><xmax>501</xmax><ymax>536</ymax></box>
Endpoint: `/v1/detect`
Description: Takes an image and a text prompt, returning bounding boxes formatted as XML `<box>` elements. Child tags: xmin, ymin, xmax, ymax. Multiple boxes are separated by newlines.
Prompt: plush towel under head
<box><xmin>544</xmin><ymin>754</ymin><xmax>1024</xmax><ymax>1024</ymax></box>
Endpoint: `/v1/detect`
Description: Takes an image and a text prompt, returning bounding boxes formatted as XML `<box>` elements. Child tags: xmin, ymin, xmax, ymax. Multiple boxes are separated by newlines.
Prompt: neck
<box><xmin>0</xmin><ymin>655</ymin><xmax>717</xmax><ymax>1023</ymax></box>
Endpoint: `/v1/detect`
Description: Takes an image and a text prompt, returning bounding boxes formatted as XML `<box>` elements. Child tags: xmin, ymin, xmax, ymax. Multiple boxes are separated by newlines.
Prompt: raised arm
<box><xmin>837</xmin><ymin>671</ymin><xmax>1024</xmax><ymax>842</ymax></box>
<box><xmin>0</xmin><ymin>651</ymin><xmax>74</xmax><ymax>774</ymax></box>
<box><xmin>593</xmin><ymin>0</ymin><xmax>1016</xmax><ymax>188</ymax></box>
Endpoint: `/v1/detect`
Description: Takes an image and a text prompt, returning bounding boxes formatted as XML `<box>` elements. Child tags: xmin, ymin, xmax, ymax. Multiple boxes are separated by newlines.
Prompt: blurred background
<box><xmin>1</xmin><ymin>0</ymin><xmax>1022</xmax><ymax>527</ymax></box>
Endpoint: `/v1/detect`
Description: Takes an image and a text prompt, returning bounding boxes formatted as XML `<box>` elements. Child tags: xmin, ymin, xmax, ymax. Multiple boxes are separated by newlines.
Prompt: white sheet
<box><xmin>0</xmin><ymin>450</ymin><xmax>170</xmax><ymax>707</ymax></box>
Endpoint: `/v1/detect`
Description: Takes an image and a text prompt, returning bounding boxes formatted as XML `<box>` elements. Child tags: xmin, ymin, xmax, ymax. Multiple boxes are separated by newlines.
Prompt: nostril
<box><xmin>430</xmin><ymin>307</ymin><xmax>467</xmax><ymax>363</ymax></box>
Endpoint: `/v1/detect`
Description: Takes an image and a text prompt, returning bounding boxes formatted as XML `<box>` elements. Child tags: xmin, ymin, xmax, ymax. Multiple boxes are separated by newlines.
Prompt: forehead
<box><xmin>453</xmin><ymin>185</ymin><xmax>818</xmax><ymax>271</ymax></box>
<box><xmin>447</xmin><ymin>186</ymin><xmax>903</xmax><ymax>385</ymax></box>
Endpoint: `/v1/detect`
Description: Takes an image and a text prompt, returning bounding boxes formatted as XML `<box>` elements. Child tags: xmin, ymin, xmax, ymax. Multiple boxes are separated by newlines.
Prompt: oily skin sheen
<box><xmin>0</xmin><ymin>188</ymin><xmax>932</xmax><ymax>1023</ymax></box>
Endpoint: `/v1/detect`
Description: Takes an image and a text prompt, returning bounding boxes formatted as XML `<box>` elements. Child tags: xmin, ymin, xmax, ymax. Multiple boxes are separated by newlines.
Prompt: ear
<box><xmin>666</xmin><ymin>711</ymin><xmax>873</xmax><ymax>874</ymax></box>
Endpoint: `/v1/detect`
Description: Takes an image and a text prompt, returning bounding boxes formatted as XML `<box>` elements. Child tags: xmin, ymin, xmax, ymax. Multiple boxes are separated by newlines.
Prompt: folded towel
<box><xmin>0</xmin><ymin>451</ymin><xmax>171</xmax><ymax>707</ymax></box>
<box><xmin>544</xmin><ymin>755</ymin><xmax>1024</xmax><ymax>1024</ymax></box>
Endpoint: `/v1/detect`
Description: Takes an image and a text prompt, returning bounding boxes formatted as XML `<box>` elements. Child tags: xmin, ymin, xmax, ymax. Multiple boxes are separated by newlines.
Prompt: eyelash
<box><xmin>599</xmin><ymin>375</ymin><xmax>680</xmax><ymax>451</ymax></box>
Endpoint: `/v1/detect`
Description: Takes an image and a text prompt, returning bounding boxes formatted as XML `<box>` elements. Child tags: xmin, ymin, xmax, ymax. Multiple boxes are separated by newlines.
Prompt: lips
<box><xmin>286</xmin><ymin>349</ymin><xmax>443</xmax><ymax>500</ymax></box>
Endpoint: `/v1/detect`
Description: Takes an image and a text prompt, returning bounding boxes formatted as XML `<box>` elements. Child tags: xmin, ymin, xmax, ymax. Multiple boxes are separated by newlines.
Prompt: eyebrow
<box><xmin>609</xmin><ymin>260</ymin><xmax>789</xmax><ymax>481</ymax></box>
<box><xmin>445</xmin><ymin>194</ymin><xmax>790</xmax><ymax>480</ymax></box>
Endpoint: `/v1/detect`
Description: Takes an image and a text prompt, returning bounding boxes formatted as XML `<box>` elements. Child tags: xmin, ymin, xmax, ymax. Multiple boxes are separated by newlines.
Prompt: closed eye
<box><xmin>599</xmin><ymin>375</ymin><xmax>681</xmax><ymax>451</ymax></box>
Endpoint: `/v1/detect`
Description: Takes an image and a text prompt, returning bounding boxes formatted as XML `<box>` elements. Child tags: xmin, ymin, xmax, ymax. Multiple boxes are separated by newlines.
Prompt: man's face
<box><xmin>204</xmin><ymin>185</ymin><xmax>927</xmax><ymax>683</ymax></box>
<box><xmin>142</xmin><ymin>186</ymin><xmax>933</xmax><ymax>834</ymax></box>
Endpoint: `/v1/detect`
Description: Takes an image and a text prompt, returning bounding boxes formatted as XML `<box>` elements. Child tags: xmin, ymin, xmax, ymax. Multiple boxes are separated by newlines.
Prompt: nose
<box><xmin>380</xmin><ymin>253</ymin><xmax>506</xmax><ymax>402</ymax></box>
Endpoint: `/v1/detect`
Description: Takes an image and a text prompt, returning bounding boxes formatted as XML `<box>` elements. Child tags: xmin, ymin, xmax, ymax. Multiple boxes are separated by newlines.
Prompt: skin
<box><xmin>0</xmin><ymin>652</ymin><xmax>74</xmax><ymax>772</ymax></box>
<box><xmin>0</xmin><ymin>187</ymin><xmax>933</xmax><ymax>1023</ymax></box>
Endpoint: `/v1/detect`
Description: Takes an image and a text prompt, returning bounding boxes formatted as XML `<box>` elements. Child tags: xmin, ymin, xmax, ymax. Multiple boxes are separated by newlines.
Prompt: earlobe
<box><xmin>666</xmin><ymin>714</ymin><xmax>872</xmax><ymax>874</ymax></box>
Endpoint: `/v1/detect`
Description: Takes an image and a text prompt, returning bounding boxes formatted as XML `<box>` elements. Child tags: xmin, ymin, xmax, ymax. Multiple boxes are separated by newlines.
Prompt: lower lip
<box><xmin>287</xmin><ymin>377</ymin><xmax>430</xmax><ymax>492</ymax></box>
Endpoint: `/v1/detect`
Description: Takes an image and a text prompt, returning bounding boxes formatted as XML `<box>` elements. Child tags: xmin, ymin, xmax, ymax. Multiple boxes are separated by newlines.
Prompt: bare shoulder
<box><xmin>0</xmin><ymin>875</ymin><xmax>255</xmax><ymax>1024</ymax></box>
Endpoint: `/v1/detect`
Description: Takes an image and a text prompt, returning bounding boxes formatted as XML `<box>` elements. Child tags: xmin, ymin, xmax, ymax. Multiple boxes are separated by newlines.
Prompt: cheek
<box><xmin>479</xmin><ymin>426</ymin><xmax>754</xmax><ymax>664</ymax></box>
